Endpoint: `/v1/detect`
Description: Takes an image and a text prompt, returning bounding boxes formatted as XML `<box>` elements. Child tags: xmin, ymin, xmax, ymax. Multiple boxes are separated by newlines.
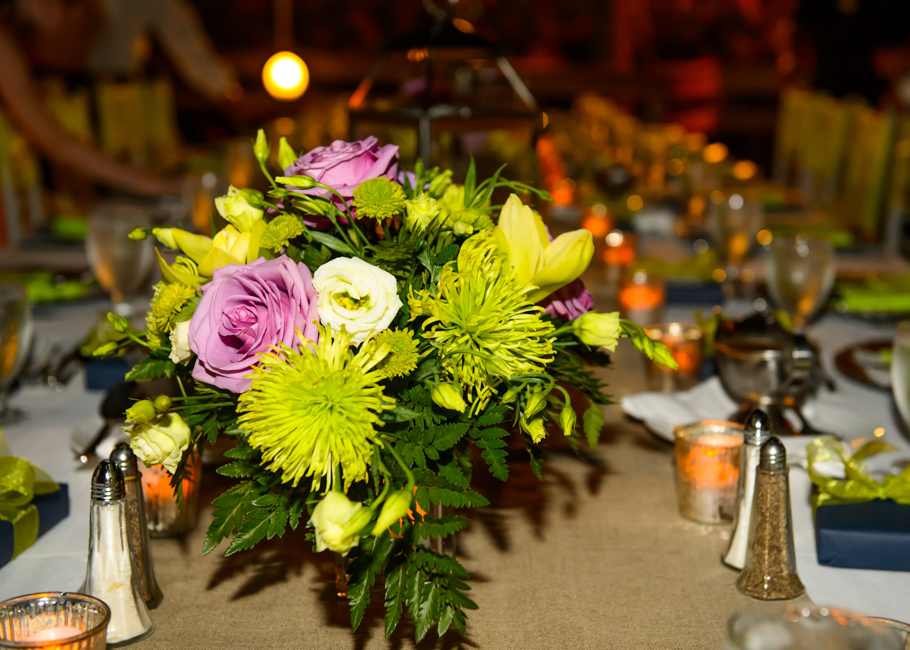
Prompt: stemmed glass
<box><xmin>766</xmin><ymin>235</ymin><xmax>836</xmax><ymax>331</ymax></box>
<box><xmin>85</xmin><ymin>202</ymin><xmax>155</xmax><ymax>318</ymax></box>
<box><xmin>0</xmin><ymin>283</ymin><xmax>34</xmax><ymax>424</ymax></box>
<box><xmin>711</xmin><ymin>191</ymin><xmax>764</xmax><ymax>297</ymax></box>
<box><xmin>890</xmin><ymin>321</ymin><xmax>910</xmax><ymax>474</ymax></box>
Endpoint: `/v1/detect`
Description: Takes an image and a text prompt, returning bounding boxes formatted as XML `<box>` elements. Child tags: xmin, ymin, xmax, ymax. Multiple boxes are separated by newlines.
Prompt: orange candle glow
<box><xmin>619</xmin><ymin>282</ymin><xmax>664</xmax><ymax>311</ymax></box>
<box><xmin>674</xmin><ymin>422</ymin><xmax>743</xmax><ymax>524</ymax></box>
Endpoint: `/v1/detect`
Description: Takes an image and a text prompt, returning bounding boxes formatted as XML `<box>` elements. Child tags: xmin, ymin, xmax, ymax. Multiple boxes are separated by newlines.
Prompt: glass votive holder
<box><xmin>674</xmin><ymin>421</ymin><xmax>743</xmax><ymax>524</ymax></box>
<box><xmin>619</xmin><ymin>270</ymin><xmax>665</xmax><ymax>326</ymax></box>
<box><xmin>644</xmin><ymin>322</ymin><xmax>703</xmax><ymax>392</ymax></box>
<box><xmin>140</xmin><ymin>450</ymin><xmax>201</xmax><ymax>538</ymax></box>
<box><xmin>0</xmin><ymin>593</ymin><xmax>110</xmax><ymax>649</ymax></box>
<box><xmin>725</xmin><ymin>604</ymin><xmax>904</xmax><ymax>650</ymax></box>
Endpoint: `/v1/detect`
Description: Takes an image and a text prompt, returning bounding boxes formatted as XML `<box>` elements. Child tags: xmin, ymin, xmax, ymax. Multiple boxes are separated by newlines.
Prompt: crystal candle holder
<box><xmin>619</xmin><ymin>270</ymin><xmax>665</xmax><ymax>327</ymax></box>
<box><xmin>674</xmin><ymin>421</ymin><xmax>743</xmax><ymax>524</ymax></box>
<box><xmin>0</xmin><ymin>593</ymin><xmax>110</xmax><ymax>649</ymax></box>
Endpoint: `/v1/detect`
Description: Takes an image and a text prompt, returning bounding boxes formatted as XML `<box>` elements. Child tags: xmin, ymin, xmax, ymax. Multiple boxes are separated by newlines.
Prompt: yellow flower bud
<box><xmin>310</xmin><ymin>491</ymin><xmax>365</xmax><ymax>556</ymax></box>
<box><xmin>214</xmin><ymin>186</ymin><xmax>265</xmax><ymax>233</ymax></box>
<box><xmin>153</xmin><ymin>395</ymin><xmax>172</xmax><ymax>412</ymax></box>
<box><xmin>429</xmin><ymin>382</ymin><xmax>467</xmax><ymax>413</ymax></box>
<box><xmin>92</xmin><ymin>341</ymin><xmax>119</xmax><ymax>357</ymax></box>
<box><xmin>278</xmin><ymin>137</ymin><xmax>298</xmax><ymax>171</ymax></box>
<box><xmin>371</xmin><ymin>490</ymin><xmax>413</xmax><ymax>536</ymax></box>
<box><xmin>106</xmin><ymin>312</ymin><xmax>130</xmax><ymax>334</ymax></box>
<box><xmin>572</xmin><ymin>311</ymin><xmax>622</xmax><ymax>351</ymax></box>
<box><xmin>559</xmin><ymin>405</ymin><xmax>577</xmax><ymax>436</ymax></box>
<box><xmin>125</xmin><ymin>400</ymin><xmax>158</xmax><ymax>425</ymax></box>
<box><xmin>253</xmin><ymin>129</ymin><xmax>270</xmax><ymax>164</ymax></box>
<box><xmin>521</xmin><ymin>417</ymin><xmax>547</xmax><ymax>444</ymax></box>
<box><xmin>523</xmin><ymin>390</ymin><xmax>548</xmax><ymax>419</ymax></box>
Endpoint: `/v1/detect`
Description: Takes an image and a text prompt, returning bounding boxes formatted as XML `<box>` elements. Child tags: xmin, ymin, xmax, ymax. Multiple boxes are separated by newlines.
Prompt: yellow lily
<box><xmin>156</xmin><ymin>250</ymin><xmax>207</xmax><ymax>287</ymax></box>
<box><xmin>152</xmin><ymin>228</ymin><xmax>213</xmax><ymax>264</ymax></box>
<box><xmin>198</xmin><ymin>221</ymin><xmax>264</xmax><ymax>276</ymax></box>
<box><xmin>493</xmin><ymin>194</ymin><xmax>593</xmax><ymax>304</ymax></box>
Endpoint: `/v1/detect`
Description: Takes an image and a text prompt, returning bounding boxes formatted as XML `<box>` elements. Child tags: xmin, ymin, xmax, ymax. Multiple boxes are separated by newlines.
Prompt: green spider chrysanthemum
<box><xmin>147</xmin><ymin>281</ymin><xmax>197</xmax><ymax>333</ymax></box>
<box><xmin>373</xmin><ymin>328</ymin><xmax>419</xmax><ymax>378</ymax></box>
<box><xmin>447</xmin><ymin>207</ymin><xmax>494</xmax><ymax>237</ymax></box>
<box><xmin>409</xmin><ymin>232</ymin><xmax>554</xmax><ymax>410</ymax></box>
<box><xmin>352</xmin><ymin>177</ymin><xmax>407</xmax><ymax>221</ymax></box>
<box><xmin>237</xmin><ymin>327</ymin><xmax>394</xmax><ymax>490</ymax></box>
<box><xmin>260</xmin><ymin>214</ymin><xmax>304</xmax><ymax>252</ymax></box>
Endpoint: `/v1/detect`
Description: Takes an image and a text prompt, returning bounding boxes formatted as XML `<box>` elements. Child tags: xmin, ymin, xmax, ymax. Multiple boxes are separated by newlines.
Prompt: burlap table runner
<box><xmin>134</xmin><ymin>342</ymin><xmax>781</xmax><ymax>649</ymax></box>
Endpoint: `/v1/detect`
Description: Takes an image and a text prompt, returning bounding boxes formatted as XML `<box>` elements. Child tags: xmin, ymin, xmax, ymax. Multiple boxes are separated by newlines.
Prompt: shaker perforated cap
<box><xmin>110</xmin><ymin>442</ymin><xmax>139</xmax><ymax>477</ymax></box>
<box><xmin>744</xmin><ymin>409</ymin><xmax>773</xmax><ymax>446</ymax></box>
<box><xmin>91</xmin><ymin>459</ymin><xmax>125</xmax><ymax>501</ymax></box>
<box><xmin>759</xmin><ymin>436</ymin><xmax>787</xmax><ymax>471</ymax></box>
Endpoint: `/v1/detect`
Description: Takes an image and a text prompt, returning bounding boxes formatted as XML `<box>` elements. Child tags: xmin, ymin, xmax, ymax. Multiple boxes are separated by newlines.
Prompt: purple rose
<box><xmin>188</xmin><ymin>256</ymin><xmax>319</xmax><ymax>393</ymax></box>
<box><xmin>541</xmin><ymin>279</ymin><xmax>594</xmax><ymax>321</ymax></box>
<box><xmin>284</xmin><ymin>137</ymin><xmax>399</xmax><ymax>209</ymax></box>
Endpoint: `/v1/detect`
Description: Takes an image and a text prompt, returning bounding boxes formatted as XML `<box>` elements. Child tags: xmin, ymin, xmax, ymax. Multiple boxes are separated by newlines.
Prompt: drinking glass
<box><xmin>85</xmin><ymin>202</ymin><xmax>155</xmax><ymax>318</ymax></box>
<box><xmin>766</xmin><ymin>235</ymin><xmax>836</xmax><ymax>331</ymax></box>
<box><xmin>710</xmin><ymin>191</ymin><xmax>764</xmax><ymax>295</ymax></box>
<box><xmin>0</xmin><ymin>283</ymin><xmax>33</xmax><ymax>425</ymax></box>
<box><xmin>891</xmin><ymin>321</ymin><xmax>910</xmax><ymax>438</ymax></box>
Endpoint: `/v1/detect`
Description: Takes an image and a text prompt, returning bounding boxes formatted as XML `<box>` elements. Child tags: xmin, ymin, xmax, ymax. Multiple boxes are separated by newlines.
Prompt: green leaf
<box><xmin>437</xmin><ymin>463</ymin><xmax>470</xmax><ymax>489</ymax></box>
<box><xmin>202</xmin><ymin>483</ymin><xmax>253</xmax><ymax>555</ymax></box>
<box><xmin>173</xmin><ymin>294</ymin><xmax>200</xmax><ymax>323</ymax></box>
<box><xmin>411</xmin><ymin>515</ymin><xmax>469</xmax><ymax>539</ymax></box>
<box><xmin>474</xmin><ymin>406</ymin><xmax>510</xmax><ymax>428</ymax></box>
<box><xmin>428</xmin><ymin>486</ymin><xmax>489</xmax><ymax>508</ymax></box>
<box><xmin>309</xmin><ymin>230</ymin><xmax>354</xmax><ymax>255</ymax></box>
<box><xmin>414</xmin><ymin>582</ymin><xmax>439</xmax><ymax>642</ymax></box>
<box><xmin>583</xmin><ymin>400</ymin><xmax>605</xmax><ymax>450</ymax></box>
<box><xmin>464</xmin><ymin>155</ymin><xmax>477</xmax><ymax>206</ymax></box>
<box><xmin>480</xmin><ymin>447</ymin><xmax>509</xmax><ymax>480</ymax></box>
<box><xmin>224</xmin><ymin>510</ymin><xmax>270</xmax><ymax>556</ymax></box>
<box><xmin>433</xmin><ymin>422</ymin><xmax>471</xmax><ymax>450</ymax></box>
<box><xmin>526</xmin><ymin>441</ymin><xmax>544</xmax><ymax>481</ymax></box>
<box><xmin>302</xmin><ymin>244</ymin><xmax>331</xmax><ymax>271</ymax></box>
<box><xmin>216</xmin><ymin>461</ymin><xmax>258</xmax><ymax>479</ymax></box>
<box><xmin>384</xmin><ymin>560</ymin><xmax>406</xmax><ymax>637</ymax></box>
<box><xmin>437</xmin><ymin>605</ymin><xmax>455</xmax><ymax>637</ymax></box>
<box><xmin>125</xmin><ymin>356</ymin><xmax>175</xmax><ymax>382</ymax></box>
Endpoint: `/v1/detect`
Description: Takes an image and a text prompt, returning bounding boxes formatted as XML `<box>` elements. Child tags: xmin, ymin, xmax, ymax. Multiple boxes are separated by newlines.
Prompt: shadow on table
<box><xmin>468</xmin><ymin>444</ymin><xmax>610</xmax><ymax>552</ymax></box>
<box><xmin>315</xmin><ymin>580</ymin><xmax>481</xmax><ymax>650</ymax></box>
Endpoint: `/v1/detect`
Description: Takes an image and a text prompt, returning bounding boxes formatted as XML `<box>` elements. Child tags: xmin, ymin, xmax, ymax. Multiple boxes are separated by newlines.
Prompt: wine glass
<box><xmin>0</xmin><ymin>282</ymin><xmax>34</xmax><ymax>424</ymax></box>
<box><xmin>710</xmin><ymin>191</ymin><xmax>764</xmax><ymax>297</ymax></box>
<box><xmin>766</xmin><ymin>235</ymin><xmax>836</xmax><ymax>331</ymax></box>
<box><xmin>85</xmin><ymin>202</ymin><xmax>155</xmax><ymax>318</ymax></box>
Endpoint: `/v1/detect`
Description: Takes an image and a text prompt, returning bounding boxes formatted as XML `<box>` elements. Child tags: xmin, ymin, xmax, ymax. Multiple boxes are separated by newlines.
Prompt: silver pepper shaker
<box><xmin>736</xmin><ymin>437</ymin><xmax>805</xmax><ymax>600</ymax></box>
<box><xmin>83</xmin><ymin>460</ymin><xmax>154</xmax><ymax>645</ymax></box>
<box><xmin>723</xmin><ymin>409</ymin><xmax>772</xmax><ymax>569</ymax></box>
<box><xmin>111</xmin><ymin>442</ymin><xmax>163</xmax><ymax>609</ymax></box>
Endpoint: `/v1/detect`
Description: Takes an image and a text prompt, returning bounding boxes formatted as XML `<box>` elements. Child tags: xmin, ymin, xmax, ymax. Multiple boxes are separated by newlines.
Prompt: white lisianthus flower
<box><xmin>168</xmin><ymin>320</ymin><xmax>194</xmax><ymax>365</ymax></box>
<box><xmin>310</xmin><ymin>491</ymin><xmax>369</xmax><ymax>556</ymax></box>
<box><xmin>122</xmin><ymin>412</ymin><xmax>191</xmax><ymax>473</ymax></box>
<box><xmin>313</xmin><ymin>257</ymin><xmax>403</xmax><ymax>344</ymax></box>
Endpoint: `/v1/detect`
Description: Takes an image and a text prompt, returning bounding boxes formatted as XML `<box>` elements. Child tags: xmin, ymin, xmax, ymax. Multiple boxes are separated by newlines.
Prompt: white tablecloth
<box><xmin>626</xmin><ymin>306</ymin><xmax>910</xmax><ymax>624</ymax></box>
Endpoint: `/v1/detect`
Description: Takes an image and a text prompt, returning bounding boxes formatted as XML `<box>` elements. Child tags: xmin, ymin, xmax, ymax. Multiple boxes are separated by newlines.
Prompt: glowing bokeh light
<box><xmin>262</xmin><ymin>51</ymin><xmax>309</xmax><ymax>101</ymax></box>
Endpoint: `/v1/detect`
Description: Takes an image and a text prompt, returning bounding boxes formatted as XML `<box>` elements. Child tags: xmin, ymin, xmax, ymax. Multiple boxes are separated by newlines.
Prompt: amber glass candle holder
<box><xmin>0</xmin><ymin>593</ymin><xmax>110</xmax><ymax>650</ymax></box>
<box><xmin>673</xmin><ymin>421</ymin><xmax>743</xmax><ymax>524</ymax></box>
<box><xmin>644</xmin><ymin>322</ymin><xmax>703</xmax><ymax>392</ymax></box>
<box><xmin>139</xmin><ymin>450</ymin><xmax>201</xmax><ymax>538</ymax></box>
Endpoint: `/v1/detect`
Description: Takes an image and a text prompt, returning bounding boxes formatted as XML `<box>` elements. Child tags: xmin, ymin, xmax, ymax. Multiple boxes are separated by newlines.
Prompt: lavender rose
<box><xmin>188</xmin><ymin>256</ymin><xmax>319</xmax><ymax>393</ymax></box>
<box><xmin>283</xmin><ymin>137</ymin><xmax>399</xmax><ymax>208</ymax></box>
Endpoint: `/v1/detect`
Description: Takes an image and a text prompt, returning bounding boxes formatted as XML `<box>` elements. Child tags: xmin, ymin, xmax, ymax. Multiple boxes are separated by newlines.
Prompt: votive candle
<box><xmin>674</xmin><ymin>421</ymin><xmax>743</xmax><ymax>524</ymax></box>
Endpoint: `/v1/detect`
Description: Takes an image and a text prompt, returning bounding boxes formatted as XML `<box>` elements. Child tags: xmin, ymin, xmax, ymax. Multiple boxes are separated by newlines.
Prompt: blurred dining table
<box><xmin>1</xmin><ymin>296</ymin><xmax>909</xmax><ymax>649</ymax></box>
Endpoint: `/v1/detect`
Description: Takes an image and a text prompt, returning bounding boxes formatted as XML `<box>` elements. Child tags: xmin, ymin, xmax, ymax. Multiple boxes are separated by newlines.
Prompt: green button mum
<box><xmin>352</xmin><ymin>177</ymin><xmax>407</xmax><ymax>221</ymax></box>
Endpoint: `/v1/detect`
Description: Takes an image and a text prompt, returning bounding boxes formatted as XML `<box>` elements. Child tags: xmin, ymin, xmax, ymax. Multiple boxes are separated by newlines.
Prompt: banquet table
<box><xmin>1</xmin><ymin>299</ymin><xmax>909</xmax><ymax>649</ymax></box>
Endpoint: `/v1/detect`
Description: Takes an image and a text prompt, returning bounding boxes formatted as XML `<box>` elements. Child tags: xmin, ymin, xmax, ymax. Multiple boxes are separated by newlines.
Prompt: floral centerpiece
<box><xmin>98</xmin><ymin>132</ymin><xmax>675</xmax><ymax>641</ymax></box>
